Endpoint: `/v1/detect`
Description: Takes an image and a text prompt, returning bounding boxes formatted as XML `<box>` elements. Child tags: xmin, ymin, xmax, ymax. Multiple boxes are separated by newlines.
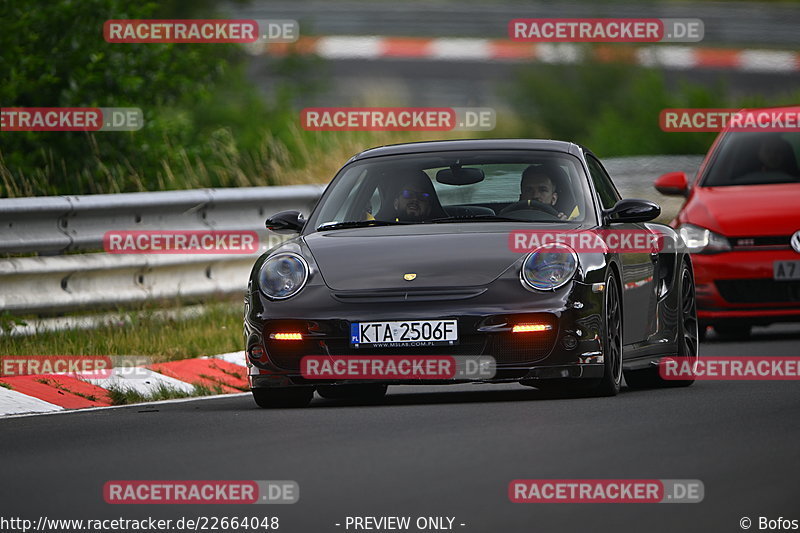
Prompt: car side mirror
<box><xmin>603</xmin><ymin>199</ymin><xmax>661</xmax><ymax>224</ymax></box>
<box><xmin>654</xmin><ymin>171</ymin><xmax>689</xmax><ymax>196</ymax></box>
<box><xmin>265</xmin><ymin>210</ymin><xmax>305</xmax><ymax>234</ymax></box>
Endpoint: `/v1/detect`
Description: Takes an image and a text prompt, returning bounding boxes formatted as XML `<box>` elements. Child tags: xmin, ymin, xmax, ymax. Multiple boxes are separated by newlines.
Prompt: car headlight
<box><xmin>520</xmin><ymin>244</ymin><xmax>579</xmax><ymax>291</ymax></box>
<box><xmin>677</xmin><ymin>224</ymin><xmax>731</xmax><ymax>254</ymax></box>
<box><xmin>258</xmin><ymin>253</ymin><xmax>309</xmax><ymax>299</ymax></box>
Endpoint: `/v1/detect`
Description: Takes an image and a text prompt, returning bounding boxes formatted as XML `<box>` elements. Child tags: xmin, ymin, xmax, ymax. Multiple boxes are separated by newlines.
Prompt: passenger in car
<box><xmin>394</xmin><ymin>184</ymin><xmax>433</xmax><ymax>221</ymax></box>
<box><xmin>756</xmin><ymin>135</ymin><xmax>799</xmax><ymax>176</ymax></box>
<box><xmin>375</xmin><ymin>170</ymin><xmax>448</xmax><ymax>222</ymax></box>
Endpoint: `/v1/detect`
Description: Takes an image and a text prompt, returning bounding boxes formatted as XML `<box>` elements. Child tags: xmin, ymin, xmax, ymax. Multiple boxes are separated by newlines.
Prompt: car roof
<box><xmin>720</xmin><ymin>106</ymin><xmax>800</xmax><ymax>134</ymax></box>
<box><xmin>349</xmin><ymin>139</ymin><xmax>584</xmax><ymax>161</ymax></box>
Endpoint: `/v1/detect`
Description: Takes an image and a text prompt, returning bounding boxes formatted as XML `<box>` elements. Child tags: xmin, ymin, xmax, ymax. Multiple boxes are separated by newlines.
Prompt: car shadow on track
<box><xmin>306</xmin><ymin>385</ymin><xmax>635</xmax><ymax>410</ymax></box>
<box><xmin>703</xmin><ymin>324</ymin><xmax>800</xmax><ymax>343</ymax></box>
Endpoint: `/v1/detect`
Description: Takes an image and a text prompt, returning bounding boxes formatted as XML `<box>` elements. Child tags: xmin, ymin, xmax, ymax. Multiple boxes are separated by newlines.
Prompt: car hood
<box><xmin>684</xmin><ymin>184</ymin><xmax>800</xmax><ymax>236</ymax></box>
<box><xmin>303</xmin><ymin>223</ymin><xmax>573</xmax><ymax>291</ymax></box>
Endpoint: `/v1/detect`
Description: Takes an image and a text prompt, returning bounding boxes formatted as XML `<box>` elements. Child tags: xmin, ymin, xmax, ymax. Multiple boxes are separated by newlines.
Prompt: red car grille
<box><xmin>716</xmin><ymin>279</ymin><xmax>800</xmax><ymax>304</ymax></box>
<box><xmin>729</xmin><ymin>236</ymin><xmax>792</xmax><ymax>251</ymax></box>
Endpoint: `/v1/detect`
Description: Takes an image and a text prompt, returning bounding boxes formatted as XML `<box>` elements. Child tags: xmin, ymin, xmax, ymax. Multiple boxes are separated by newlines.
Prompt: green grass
<box><xmin>106</xmin><ymin>382</ymin><xmax>195</xmax><ymax>405</ymax></box>
<box><xmin>0</xmin><ymin>302</ymin><xmax>243</xmax><ymax>362</ymax></box>
<box><xmin>1</xmin><ymin>128</ymin><xmax>472</xmax><ymax>198</ymax></box>
<box><xmin>106</xmin><ymin>382</ymin><xmax>232</xmax><ymax>406</ymax></box>
<box><xmin>34</xmin><ymin>377</ymin><xmax>99</xmax><ymax>402</ymax></box>
<box><xmin>192</xmin><ymin>382</ymin><xmax>229</xmax><ymax>396</ymax></box>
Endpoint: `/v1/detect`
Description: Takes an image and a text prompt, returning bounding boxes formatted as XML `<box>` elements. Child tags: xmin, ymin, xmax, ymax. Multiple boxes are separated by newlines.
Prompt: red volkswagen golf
<box><xmin>655</xmin><ymin>114</ymin><xmax>800</xmax><ymax>340</ymax></box>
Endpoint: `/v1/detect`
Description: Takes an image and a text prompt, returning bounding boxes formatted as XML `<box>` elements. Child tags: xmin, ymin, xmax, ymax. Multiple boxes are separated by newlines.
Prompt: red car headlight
<box><xmin>678</xmin><ymin>224</ymin><xmax>731</xmax><ymax>254</ymax></box>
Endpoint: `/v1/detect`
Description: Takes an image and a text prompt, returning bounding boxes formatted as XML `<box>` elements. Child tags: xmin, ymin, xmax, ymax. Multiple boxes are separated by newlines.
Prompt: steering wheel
<box><xmin>501</xmin><ymin>199</ymin><xmax>561</xmax><ymax>218</ymax></box>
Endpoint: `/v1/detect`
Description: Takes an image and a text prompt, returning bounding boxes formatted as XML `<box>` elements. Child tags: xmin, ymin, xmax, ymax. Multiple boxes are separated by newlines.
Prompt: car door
<box><xmin>586</xmin><ymin>155</ymin><xmax>658</xmax><ymax>346</ymax></box>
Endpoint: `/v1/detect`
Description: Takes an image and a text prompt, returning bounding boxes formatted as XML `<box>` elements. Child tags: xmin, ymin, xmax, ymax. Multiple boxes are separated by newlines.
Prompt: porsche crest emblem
<box><xmin>403</xmin><ymin>273</ymin><xmax>417</xmax><ymax>281</ymax></box>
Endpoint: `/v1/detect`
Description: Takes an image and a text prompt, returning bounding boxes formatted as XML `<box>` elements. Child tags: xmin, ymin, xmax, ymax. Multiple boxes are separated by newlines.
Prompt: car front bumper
<box><xmin>245</xmin><ymin>280</ymin><xmax>607</xmax><ymax>389</ymax></box>
<box><xmin>692</xmin><ymin>250</ymin><xmax>800</xmax><ymax>325</ymax></box>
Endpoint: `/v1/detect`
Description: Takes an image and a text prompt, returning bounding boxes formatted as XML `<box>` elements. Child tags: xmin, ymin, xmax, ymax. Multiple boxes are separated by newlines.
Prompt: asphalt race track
<box><xmin>2</xmin><ymin>326</ymin><xmax>798</xmax><ymax>533</ymax></box>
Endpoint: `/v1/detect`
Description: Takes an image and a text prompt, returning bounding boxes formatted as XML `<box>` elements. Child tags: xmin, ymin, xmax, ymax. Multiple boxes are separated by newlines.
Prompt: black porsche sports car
<box><xmin>244</xmin><ymin>139</ymin><xmax>699</xmax><ymax>408</ymax></box>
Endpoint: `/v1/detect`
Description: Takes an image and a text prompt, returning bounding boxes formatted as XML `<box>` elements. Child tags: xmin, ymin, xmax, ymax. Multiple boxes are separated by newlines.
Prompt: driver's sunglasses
<box><xmin>401</xmin><ymin>189</ymin><xmax>431</xmax><ymax>201</ymax></box>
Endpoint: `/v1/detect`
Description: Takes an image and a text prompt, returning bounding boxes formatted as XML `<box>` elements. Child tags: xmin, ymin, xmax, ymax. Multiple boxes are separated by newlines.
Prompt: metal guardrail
<box><xmin>0</xmin><ymin>155</ymin><xmax>703</xmax><ymax>316</ymax></box>
<box><xmin>0</xmin><ymin>185</ymin><xmax>326</xmax><ymax>315</ymax></box>
<box><xmin>0</xmin><ymin>185</ymin><xmax>325</xmax><ymax>255</ymax></box>
<box><xmin>0</xmin><ymin>253</ymin><xmax>258</xmax><ymax>315</ymax></box>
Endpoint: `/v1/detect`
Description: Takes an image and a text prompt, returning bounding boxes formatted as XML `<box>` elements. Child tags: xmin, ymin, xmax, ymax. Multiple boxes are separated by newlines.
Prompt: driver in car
<box><xmin>503</xmin><ymin>165</ymin><xmax>570</xmax><ymax>220</ymax></box>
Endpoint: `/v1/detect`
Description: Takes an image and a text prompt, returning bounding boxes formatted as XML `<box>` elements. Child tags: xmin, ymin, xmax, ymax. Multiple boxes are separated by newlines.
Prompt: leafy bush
<box><xmin>505</xmin><ymin>55</ymin><xmax>800</xmax><ymax>157</ymax></box>
<box><xmin>0</xmin><ymin>0</ymin><xmax>325</xmax><ymax>196</ymax></box>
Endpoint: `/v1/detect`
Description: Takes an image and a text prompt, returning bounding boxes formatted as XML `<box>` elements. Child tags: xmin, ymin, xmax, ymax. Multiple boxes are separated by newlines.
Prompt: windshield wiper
<box><xmin>428</xmin><ymin>214</ymin><xmax>532</xmax><ymax>223</ymax></box>
<box><xmin>316</xmin><ymin>220</ymin><xmax>411</xmax><ymax>231</ymax></box>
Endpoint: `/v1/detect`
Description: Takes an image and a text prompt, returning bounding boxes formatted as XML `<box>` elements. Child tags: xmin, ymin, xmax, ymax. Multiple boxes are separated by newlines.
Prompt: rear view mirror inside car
<box><xmin>436</xmin><ymin>165</ymin><xmax>485</xmax><ymax>185</ymax></box>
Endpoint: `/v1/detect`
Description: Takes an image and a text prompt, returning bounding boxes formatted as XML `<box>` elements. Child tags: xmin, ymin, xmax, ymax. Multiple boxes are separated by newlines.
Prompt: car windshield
<box><xmin>309</xmin><ymin>150</ymin><xmax>594</xmax><ymax>231</ymax></box>
<box><xmin>703</xmin><ymin>131</ymin><xmax>800</xmax><ymax>186</ymax></box>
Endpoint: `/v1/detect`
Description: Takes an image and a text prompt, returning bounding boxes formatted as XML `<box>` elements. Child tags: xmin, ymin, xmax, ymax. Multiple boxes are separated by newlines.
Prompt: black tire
<box><xmin>252</xmin><ymin>387</ymin><xmax>313</xmax><ymax>408</ymax></box>
<box><xmin>714</xmin><ymin>324</ymin><xmax>751</xmax><ymax>341</ymax></box>
<box><xmin>316</xmin><ymin>384</ymin><xmax>388</xmax><ymax>401</ymax></box>
<box><xmin>625</xmin><ymin>261</ymin><xmax>698</xmax><ymax>389</ymax></box>
<box><xmin>593</xmin><ymin>270</ymin><xmax>623</xmax><ymax>396</ymax></box>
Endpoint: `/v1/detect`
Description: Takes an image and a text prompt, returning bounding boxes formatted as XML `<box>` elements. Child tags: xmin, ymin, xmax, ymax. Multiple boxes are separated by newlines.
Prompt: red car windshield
<box><xmin>703</xmin><ymin>131</ymin><xmax>800</xmax><ymax>186</ymax></box>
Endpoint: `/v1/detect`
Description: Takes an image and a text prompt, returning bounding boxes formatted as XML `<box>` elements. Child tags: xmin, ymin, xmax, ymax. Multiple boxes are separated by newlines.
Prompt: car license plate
<box><xmin>774</xmin><ymin>261</ymin><xmax>800</xmax><ymax>280</ymax></box>
<box><xmin>350</xmin><ymin>320</ymin><xmax>458</xmax><ymax>347</ymax></box>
